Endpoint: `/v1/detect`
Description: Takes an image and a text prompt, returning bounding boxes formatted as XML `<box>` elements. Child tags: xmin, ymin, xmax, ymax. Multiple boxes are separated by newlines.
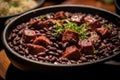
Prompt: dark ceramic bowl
<box><xmin>0</xmin><ymin>0</ymin><xmax>45</xmax><ymax>49</ymax></box>
<box><xmin>114</xmin><ymin>0</ymin><xmax>120</xmax><ymax>15</ymax></box>
<box><xmin>2</xmin><ymin>5</ymin><xmax>120</xmax><ymax>72</ymax></box>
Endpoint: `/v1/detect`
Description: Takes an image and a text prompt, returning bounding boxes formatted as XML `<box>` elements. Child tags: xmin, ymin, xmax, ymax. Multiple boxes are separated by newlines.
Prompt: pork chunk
<box><xmin>95</xmin><ymin>27</ymin><xmax>111</xmax><ymax>38</ymax></box>
<box><xmin>54</xmin><ymin>11</ymin><xmax>66</xmax><ymax>19</ymax></box>
<box><xmin>84</xmin><ymin>15</ymin><xmax>101</xmax><ymax>30</ymax></box>
<box><xmin>71</xmin><ymin>14</ymin><xmax>85</xmax><ymax>23</ymax></box>
<box><xmin>29</xmin><ymin>19</ymin><xmax>53</xmax><ymax>29</ymax></box>
<box><xmin>38</xmin><ymin>19</ymin><xmax>53</xmax><ymax>28</ymax></box>
<box><xmin>62</xmin><ymin>45</ymin><xmax>80</xmax><ymax>60</ymax></box>
<box><xmin>62</xmin><ymin>30</ymin><xmax>79</xmax><ymax>44</ymax></box>
<box><xmin>23</xmin><ymin>29</ymin><xmax>36</xmax><ymax>42</ymax></box>
<box><xmin>26</xmin><ymin>44</ymin><xmax>46</xmax><ymax>55</ymax></box>
<box><xmin>33</xmin><ymin>36</ymin><xmax>51</xmax><ymax>47</ymax></box>
<box><xmin>88</xmin><ymin>31</ymin><xmax>100</xmax><ymax>42</ymax></box>
<box><xmin>79</xmin><ymin>40</ymin><xmax>94</xmax><ymax>55</ymax></box>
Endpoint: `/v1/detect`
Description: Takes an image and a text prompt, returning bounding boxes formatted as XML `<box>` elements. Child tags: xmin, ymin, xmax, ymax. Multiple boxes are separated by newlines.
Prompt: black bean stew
<box><xmin>8</xmin><ymin>11</ymin><xmax>120</xmax><ymax>64</ymax></box>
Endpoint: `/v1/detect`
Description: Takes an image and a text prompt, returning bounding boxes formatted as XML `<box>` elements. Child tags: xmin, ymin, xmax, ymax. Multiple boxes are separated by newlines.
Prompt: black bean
<box><xmin>48</xmin><ymin>27</ymin><xmax>53</xmax><ymax>31</ymax></box>
<box><xmin>8</xmin><ymin>35</ymin><xmax>12</xmax><ymax>41</ymax></box>
<box><xmin>18</xmin><ymin>45</ymin><xmax>23</xmax><ymax>50</ymax></box>
<box><xmin>62</xmin><ymin>42</ymin><xmax>69</xmax><ymax>49</ymax></box>
<box><xmin>46</xmin><ymin>31</ymin><xmax>52</xmax><ymax>35</ymax></box>
<box><xmin>24</xmin><ymin>49</ymin><xmax>29</xmax><ymax>55</ymax></box>
<box><xmin>70</xmin><ymin>60</ymin><xmax>77</xmax><ymax>64</ymax></box>
<box><xmin>47</xmin><ymin>51</ymin><xmax>59</xmax><ymax>56</ymax></box>
<box><xmin>38</xmin><ymin>56</ymin><xmax>45</xmax><ymax>60</ymax></box>
<box><xmin>37</xmin><ymin>52</ymin><xmax>46</xmax><ymax>56</ymax></box>
<box><xmin>45</xmin><ymin>56</ymin><xmax>50</xmax><ymax>61</ymax></box>
<box><xmin>27</xmin><ymin>54</ymin><xmax>34</xmax><ymax>60</ymax></box>
<box><xmin>57</xmin><ymin>50</ymin><xmax>63</xmax><ymax>54</ymax></box>
<box><xmin>11</xmin><ymin>33</ymin><xmax>16</xmax><ymax>38</ymax></box>
<box><xmin>80</xmin><ymin>56</ymin><xmax>87</xmax><ymax>62</ymax></box>
<box><xmin>99</xmin><ymin>46</ymin><xmax>106</xmax><ymax>50</ymax></box>
<box><xmin>85</xmin><ymin>55</ymin><xmax>94</xmax><ymax>59</ymax></box>
<box><xmin>53</xmin><ymin>43</ymin><xmax>59</xmax><ymax>48</ymax></box>
<box><xmin>13</xmin><ymin>29</ymin><xmax>19</xmax><ymax>33</ymax></box>
<box><xmin>103</xmin><ymin>39</ymin><xmax>107</xmax><ymax>44</ymax></box>
<box><xmin>14</xmin><ymin>46</ymin><xmax>19</xmax><ymax>51</ymax></box>
<box><xmin>66</xmin><ymin>61</ymin><xmax>72</xmax><ymax>64</ymax></box>
<box><xmin>8</xmin><ymin>42</ymin><xmax>13</xmax><ymax>48</ymax></box>
<box><xmin>103</xmin><ymin>52</ymin><xmax>109</xmax><ymax>57</ymax></box>
<box><xmin>118</xmin><ymin>31</ymin><xmax>120</xmax><ymax>39</ymax></box>
<box><xmin>40</xmin><ymin>30</ymin><xmax>45</xmax><ymax>33</ymax></box>
<box><xmin>54</xmin><ymin>62</ymin><xmax>59</xmax><ymax>64</ymax></box>
<box><xmin>50</xmin><ymin>57</ymin><xmax>57</xmax><ymax>62</ymax></box>
<box><xmin>33</xmin><ymin>55</ymin><xmax>38</xmax><ymax>58</ymax></box>
<box><xmin>77</xmin><ymin>60</ymin><xmax>82</xmax><ymax>63</ymax></box>
<box><xmin>41</xmin><ymin>33</ymin><xmax>46</xmax><ymax>36</ymax></box>
<box><xmin>98</xmin><ymin>49</ymin><xmax>105</xmax><ymax>54</ymax></box>
<box><xmin>49</xmin><ymin>47</ymin><xmax>57</xmax><ymax>51</ymax></box>
<box><xmin>112</xmin><ymin>31</ymin><xmax>118</xmax><ymax>36</ymax></box>
<box><xmin>61</xmin><ymin>62</ymin><xmax>67</xmax><ymax>64</ymax></box>
<box><xmin>49</xmin><ymin>37</ymin><xmax>56</xmax><ymax>41</ymax></box>
<box><xmin>59</xmin><ymin>57</ymin><xmax>68</xmax><ymax>62</ymax></box>
<box><xmin>43</xmin><ymin>27</ymin><xmax>48</xmax><ymax>31</ymax></box>
<box><xmin>46</xmin><ymin>35</ymin><xmax>51</xmax><ymax>38</ymax></box>
<box><xmin>111</xmin><ymin>39</ymin><xmax>118</xmax><ymax>42</ymax></box>
<box><xmin>56</xmin><ymin>32</ymin><xmax>62</xmax><ymax>41</ymax></box>
<box><xmin>58</xmin><ymin>42</ymin><xmax>63</xmax><ymax>49</ymax></box>
<box><xmin>18</xmin><ymin>51</ymin><xmax>25</xmax><ymax>55</ymax></box>
<box><xmin>113</xmin><ymin>47</ymin><xmax>120</xmax><ymax>53</ymax></box>
<box><xmin>19</xmin><ymin>39</ymin><xmax>23</xmax><ymax>44</ymax></box>
<box><xmin>48</xmin><ymin>55</ymin><xmax>53</xmax><ymax>59</ymax></box>
<box><xmin>114</xmin><ymin>42</ymin><xmax>120</xmax><ymax>45</ymax></box>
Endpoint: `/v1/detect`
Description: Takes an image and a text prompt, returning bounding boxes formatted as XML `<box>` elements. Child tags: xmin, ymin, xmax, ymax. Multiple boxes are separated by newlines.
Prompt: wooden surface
<box><xmin>0</xmin><ymin>0</ymin><xmax>116</xmax><ymax>80</ymax></box>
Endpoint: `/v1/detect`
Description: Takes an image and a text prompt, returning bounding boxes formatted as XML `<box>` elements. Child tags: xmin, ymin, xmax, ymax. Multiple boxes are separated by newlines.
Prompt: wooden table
<box><xmin>0</xmin><ymin>0</ymin><xmax>116</xmax><ymax>80</ymax></box>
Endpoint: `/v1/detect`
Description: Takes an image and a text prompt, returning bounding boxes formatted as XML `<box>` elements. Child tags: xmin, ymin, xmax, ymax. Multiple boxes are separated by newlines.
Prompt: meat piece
<box><xmin>95</xmin><ymin>27</ymin><xmax>111</xmax><ymax>38</ymax></box>
<box><xmin>37</xmin><ymin>19</ymin><xmax>53</xmax><ymax>28</ymax></box>
<box><xmin>23</xmin><ymin>29</ymin><xmax>36</xmax><ymax>42</ymax></box>
<box><xmin>29</xmin><ymin>19</ymin><xmax>53</xmax><ymax>29</ymax></box>
<box><xmin>79</xmin><ymin>40</ymin><xmax>94</xmax><ymax>55</ymax></box>
<box><xmin>26</xmin><ymin>44</ymin><xmax>46</xmax><ymax>55</ymax></box>
<box><xmin>84</xmin><ymin>15</ymin><xmax>101</xmax><ymax>30</ymax></box>
<box><xmin>62</xmin><ymin>45</ymin><xmax>80</xmax><ymax>60</ymax></box>
<box><xmin>54</xmin><ymin>11</ymin><xmax>66</xmax><ymax>19</ymax></box>
<box><xmin>33</xmin><ymin>36</ymin><xmax>52</xmax><ymax>47</ymax></box>
<box><xmin>29</xmin><ymin>19</ymin><xmax>41</xmax><ymax>28</ymax></box>
<box><xmin>88</xmin><ymin>31</ymin><xmax>100</xmax><ymax>42</ymax></box>
<box><xmin>71</xmin><ymin>14</ymin><xmax>85</xmax><ymax>23</ymax></box>
<box><xmin>62</xmin><ymin>30</ymin><xmax>79</xmax><ymax>44</ymax></box>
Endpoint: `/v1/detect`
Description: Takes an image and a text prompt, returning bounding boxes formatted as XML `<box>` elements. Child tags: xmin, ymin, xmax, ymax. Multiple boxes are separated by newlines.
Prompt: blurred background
<box><xmin>45</xmin><ymin>0</ymin><xmax>115</xmax><ymax>12</ymax></box>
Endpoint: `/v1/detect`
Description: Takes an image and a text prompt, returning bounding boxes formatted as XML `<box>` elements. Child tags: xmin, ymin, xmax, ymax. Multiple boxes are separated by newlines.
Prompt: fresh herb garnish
<box><xmin>39</xmin><ymin>15</ymin><xmax>46</xmax><ymax>20</ymax></box>
<box><xmin>93</xmin><ymin>50</ymin><xmax>97</xmax><ymax>54</ymax></box>
<box><xmin>52</xmin><ymin>20</ymin><xmax>90</xmax><ymax>40</ymax></box>
<box><xmin>106</xmin><ymin>25</ymin><xmax>111</xmax><ymax>29</ymax></box>
<box><xmin>52</xmin><ymin>24</ymin><xmax>64</xmax><ymax>37</ymax></box>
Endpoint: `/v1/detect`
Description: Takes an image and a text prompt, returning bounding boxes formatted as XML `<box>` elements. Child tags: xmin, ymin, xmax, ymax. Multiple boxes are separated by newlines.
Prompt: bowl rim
<box><xmin>0</xmin><ymin>0</ymin><xmax>45</xmax><ymax>18</ymax></box>
<box><xmin>3</xmin><ymin>4</ymin><xmax>120</xmax><ymax>67</ymax></box>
